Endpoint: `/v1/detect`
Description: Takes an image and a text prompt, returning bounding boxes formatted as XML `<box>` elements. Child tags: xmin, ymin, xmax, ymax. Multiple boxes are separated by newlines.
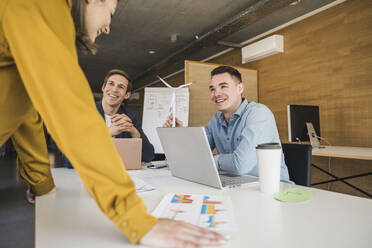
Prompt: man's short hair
<box><xmin>103</xmin><ymin>69</ymin><xmax>133</xmax><ymax>93</ymax></box>
<box><xmin>210</xmin><ymin>66</ymin><xmax>242</xmax><ymax>83</ymax></box>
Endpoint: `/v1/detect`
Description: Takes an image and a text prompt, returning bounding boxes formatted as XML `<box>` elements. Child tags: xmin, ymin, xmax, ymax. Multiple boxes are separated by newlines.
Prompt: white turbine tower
<box><xmin>157</xmin><ymin>75</ymin><xmax>193</xmax><ymax>127</ymax></box>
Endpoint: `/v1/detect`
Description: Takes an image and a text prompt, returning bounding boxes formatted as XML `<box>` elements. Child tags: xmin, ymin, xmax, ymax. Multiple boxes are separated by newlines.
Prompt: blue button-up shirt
<box><xmin>205</xmin><ymin>99</ymin><xmax>291</xmax><ymax>182</ymax></box>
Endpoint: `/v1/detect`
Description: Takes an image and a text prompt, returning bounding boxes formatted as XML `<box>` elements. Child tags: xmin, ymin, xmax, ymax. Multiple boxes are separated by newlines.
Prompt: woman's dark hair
<box><xmin>211</xmin><ymin>66</ymin><xmax>242</xmax><ymax>83</ymax></box>
<box><xmin>71</xmin><ymin>0</ymin><xmax>98</xmax><ymax>54</ymax></box>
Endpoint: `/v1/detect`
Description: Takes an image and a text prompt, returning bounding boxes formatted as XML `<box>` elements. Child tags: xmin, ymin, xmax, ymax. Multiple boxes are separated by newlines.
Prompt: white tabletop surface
<box><xmin>312</xmin><ymin>146</ymin><xmax>372</xmax><ymax>160</ymax></box>
<box><xmin>36</xmin><ymin>168</ymin><xmax>372</xmax><ymax>248</ymax></box>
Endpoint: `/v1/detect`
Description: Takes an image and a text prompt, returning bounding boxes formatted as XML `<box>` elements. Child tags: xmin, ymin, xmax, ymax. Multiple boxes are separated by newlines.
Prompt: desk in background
<box><xmin>312</xmin><ymin>146</ymin><xmax>372</xmax><ymax>160</ymax></box>
<box><xmin>312</xmin><ymin>146</ymin><xmax>372</xmax><ymax>198</ymax></box>
<box><xmin>36</xmin><ymin>168</ymin><xmax>372</xmax><ymax>248</ymax></box>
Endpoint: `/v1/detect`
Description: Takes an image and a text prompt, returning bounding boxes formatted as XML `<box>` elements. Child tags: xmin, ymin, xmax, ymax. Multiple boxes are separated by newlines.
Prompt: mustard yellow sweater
<box><xmin>0</xmin><ymin>0</ymin><xmax>156</xmax><ymax>243</ymax></box>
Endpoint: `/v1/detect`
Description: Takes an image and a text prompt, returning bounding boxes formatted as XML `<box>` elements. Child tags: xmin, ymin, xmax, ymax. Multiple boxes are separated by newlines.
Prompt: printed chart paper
<box><xmin>152</xmin><ymin>193</ymin><xmax>236</xmax><ymax>231</ymax></box>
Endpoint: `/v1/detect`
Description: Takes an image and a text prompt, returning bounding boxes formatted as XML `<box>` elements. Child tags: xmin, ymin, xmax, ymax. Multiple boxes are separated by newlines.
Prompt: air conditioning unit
<box><xmin>241</xmin><ymin>35</ymin><xmax>283</xmax><ymax>64</ymax></box>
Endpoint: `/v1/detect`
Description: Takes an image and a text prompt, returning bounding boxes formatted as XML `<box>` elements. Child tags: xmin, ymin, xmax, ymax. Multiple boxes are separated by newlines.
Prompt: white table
<box><xmin>312</xmin><ymin>146</ymin><xmax>372</xmax><ymax>160</ymax></box>
<box><xmin>311</xmin><ymin>146</ymin><xmax>372</xmax><ymax>197</ymax></box>
<box><xmin>36</xmin><ymin>168</ymin><xmax>372</xmax><ymax>248</ymax></box>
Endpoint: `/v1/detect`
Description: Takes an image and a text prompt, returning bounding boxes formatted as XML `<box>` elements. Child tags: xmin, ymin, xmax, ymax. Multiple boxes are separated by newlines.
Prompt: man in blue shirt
<box><xmin>165</xmin><ymin>66</ymin><xmax>290</xmax><ymax>182</ymax></box>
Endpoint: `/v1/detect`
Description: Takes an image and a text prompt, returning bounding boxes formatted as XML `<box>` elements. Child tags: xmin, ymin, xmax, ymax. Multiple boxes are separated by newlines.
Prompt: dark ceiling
<box><xmin>78</xmin><ymin>0</ymin><xmax>338</xmax><ymax>93</ymax></box>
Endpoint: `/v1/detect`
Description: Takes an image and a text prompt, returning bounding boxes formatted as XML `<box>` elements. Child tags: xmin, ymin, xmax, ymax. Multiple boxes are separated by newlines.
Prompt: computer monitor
<box><xmin>287</xmin><ymin>105</ymin><xmax>320</xmax><ymax>143</ymax></box>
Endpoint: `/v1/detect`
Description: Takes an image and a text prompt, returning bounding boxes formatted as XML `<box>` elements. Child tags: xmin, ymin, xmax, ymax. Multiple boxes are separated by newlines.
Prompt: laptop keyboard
<box><xmin>219</xmin><ymin>174</ymin><xmax>258</xmax><ymax>187</ymax></box>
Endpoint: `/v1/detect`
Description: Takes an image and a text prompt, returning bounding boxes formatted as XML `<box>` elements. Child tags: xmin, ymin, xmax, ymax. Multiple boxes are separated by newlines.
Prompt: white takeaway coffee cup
<box><xmin>256</xmin><ymin>143</ymin><xmax>282</xmax><ymax>194</ymax></box>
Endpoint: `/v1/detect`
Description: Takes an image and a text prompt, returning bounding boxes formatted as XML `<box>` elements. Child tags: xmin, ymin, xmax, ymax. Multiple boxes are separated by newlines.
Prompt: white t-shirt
<box><xmin>104</xmin><ymin>114</ymin><xmax>112</xmax><ymax>127</ymax></box>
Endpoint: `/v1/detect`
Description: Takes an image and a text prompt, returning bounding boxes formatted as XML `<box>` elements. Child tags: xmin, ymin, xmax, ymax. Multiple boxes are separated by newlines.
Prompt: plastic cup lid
<box><xmin>256</xmin><ymin>142</ymin><xmax>281</xmax><ymax>149</ymax></box>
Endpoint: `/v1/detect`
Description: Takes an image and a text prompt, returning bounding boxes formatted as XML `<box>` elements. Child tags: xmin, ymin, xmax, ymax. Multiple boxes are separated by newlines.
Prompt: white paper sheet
<box><xmin>130</xmin><ymin>176</ymin><xmax>155</xmax><ymax>193</ymax></box>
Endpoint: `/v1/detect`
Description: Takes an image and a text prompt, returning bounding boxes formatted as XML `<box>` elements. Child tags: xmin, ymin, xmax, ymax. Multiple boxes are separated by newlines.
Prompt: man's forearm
<box><xmin>130</xmin><ymin>127</ymin><xmax>141</xmax><ymax>138</ymax></box>
<box><xmin>216</xmin><ymin>152</ymin><xmax>255</xmax><ymax>175</ymax></box>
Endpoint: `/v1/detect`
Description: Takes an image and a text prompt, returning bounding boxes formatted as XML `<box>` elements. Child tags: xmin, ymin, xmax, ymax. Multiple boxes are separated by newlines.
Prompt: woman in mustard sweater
<box><xmin>0</xmin><ymin>0</ymin><xmax>226</xmax><ymax>247</ymax></box>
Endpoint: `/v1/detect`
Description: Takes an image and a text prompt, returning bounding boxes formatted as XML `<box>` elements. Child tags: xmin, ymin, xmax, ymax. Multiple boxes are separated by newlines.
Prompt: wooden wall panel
<box><xmin>247</xmin><ymin>0</ymin><xmax>372</xmax><ymax>148</ymax></box>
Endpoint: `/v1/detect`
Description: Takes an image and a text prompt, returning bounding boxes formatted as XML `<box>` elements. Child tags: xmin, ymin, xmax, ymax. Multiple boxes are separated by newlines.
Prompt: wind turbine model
<box><xmin>157</xmin><ymin>75</ymin><xmax>193</xmax><ymax>127</ymax></box>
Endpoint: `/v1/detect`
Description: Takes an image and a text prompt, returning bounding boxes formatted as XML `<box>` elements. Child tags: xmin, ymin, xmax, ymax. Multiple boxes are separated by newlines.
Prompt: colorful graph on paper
<box><xmin>152</xmin><ymin>193</ymin><xmax>236</xmax><ymax>231</ymax></box>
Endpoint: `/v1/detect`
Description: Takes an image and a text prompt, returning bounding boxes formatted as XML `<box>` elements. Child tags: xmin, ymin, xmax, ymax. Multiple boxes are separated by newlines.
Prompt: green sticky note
<box><xmin>274</xmin><ymin>187</ymin><xmax>313</xmax><ymax>202</ymax></box>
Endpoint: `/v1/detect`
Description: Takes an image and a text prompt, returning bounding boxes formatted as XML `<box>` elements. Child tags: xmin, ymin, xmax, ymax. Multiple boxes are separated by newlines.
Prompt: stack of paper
<box><xmin>131</xmin><ymin>176</ymin><xmax>155</xmax><ymax>193</ymax></box>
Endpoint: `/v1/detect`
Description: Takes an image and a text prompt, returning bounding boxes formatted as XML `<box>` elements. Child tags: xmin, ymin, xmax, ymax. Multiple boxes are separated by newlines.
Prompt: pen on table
<box><xmin>147</xmin><ymin>164</ymin><xmax>168</xmax><ymax>169</ymax></box>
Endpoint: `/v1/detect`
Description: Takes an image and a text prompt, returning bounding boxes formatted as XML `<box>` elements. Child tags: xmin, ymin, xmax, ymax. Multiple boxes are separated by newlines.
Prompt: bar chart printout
<box><xmin>152</xmin><ymin>193</ymin><xmax>236</xmax><ymax>231</ymax></box>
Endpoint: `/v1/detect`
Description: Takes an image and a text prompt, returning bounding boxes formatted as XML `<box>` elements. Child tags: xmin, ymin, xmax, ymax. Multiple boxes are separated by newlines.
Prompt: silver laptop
<box><xmin>156</xmin><ymin>127</ymin><xmax>259</xmax><ymax>189</ymax></box>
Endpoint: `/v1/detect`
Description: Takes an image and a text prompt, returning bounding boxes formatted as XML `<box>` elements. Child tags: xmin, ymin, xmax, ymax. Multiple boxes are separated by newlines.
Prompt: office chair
<box><xmin>282</xmin><ymin>143</ymin><xmax>312</xmax><ymax>186</ymax></box>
